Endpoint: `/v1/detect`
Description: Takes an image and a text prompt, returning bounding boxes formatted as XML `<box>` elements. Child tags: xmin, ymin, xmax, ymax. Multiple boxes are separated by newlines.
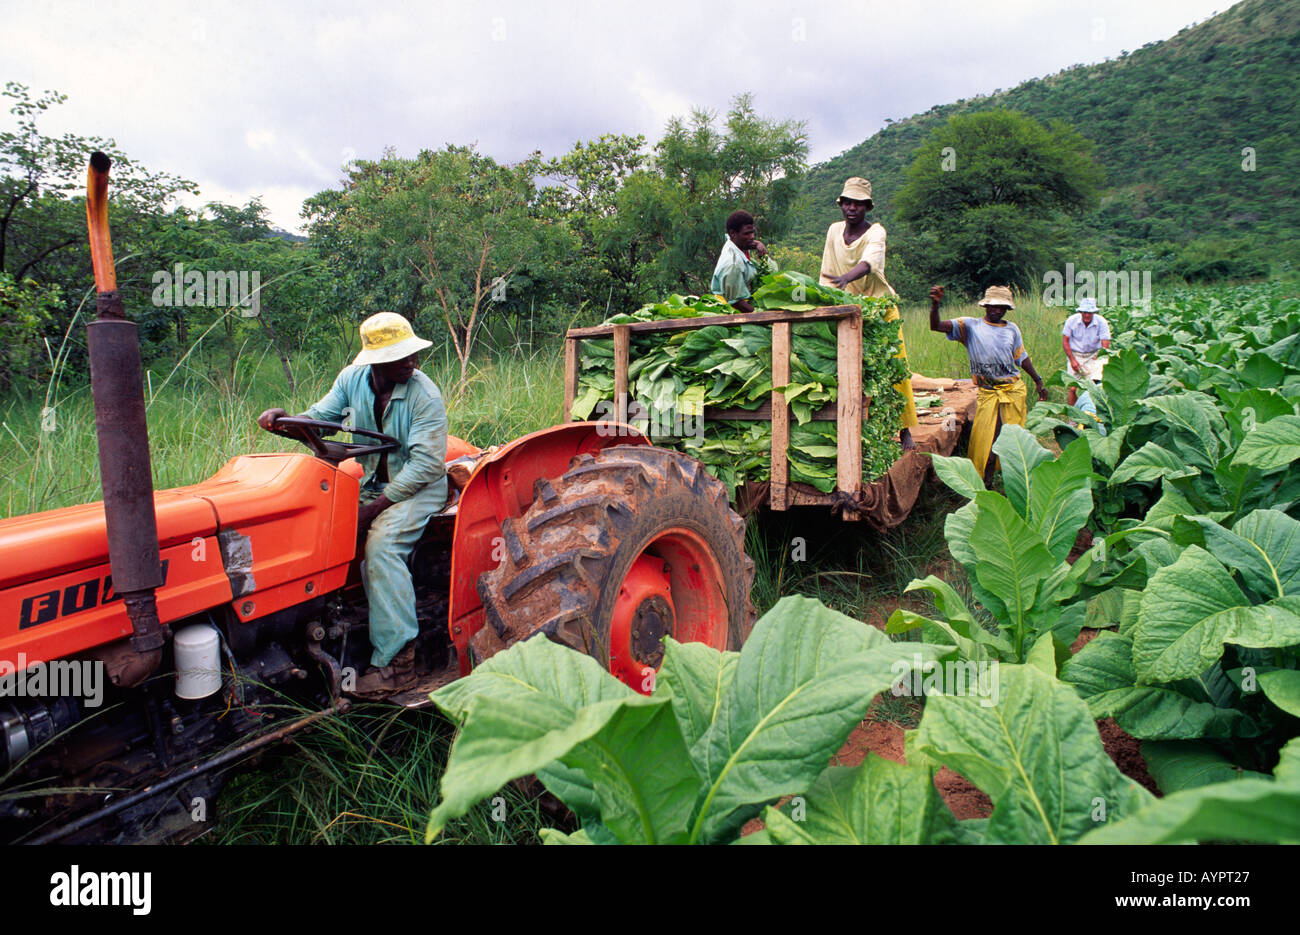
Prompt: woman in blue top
<box><xmin>929</xmin><ymin>285</ymin><xmax>1046</xmax><ymax>482</ymax></box>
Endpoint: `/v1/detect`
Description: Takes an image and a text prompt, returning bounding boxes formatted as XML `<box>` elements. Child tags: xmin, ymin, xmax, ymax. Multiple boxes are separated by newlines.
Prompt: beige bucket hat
<box><xmin>977</xmin><ymin>285</ymin><xmax>1016</xmax><ymax>309</ymax></box>
<box><xmin>353</xmin><ymin>312</ymin><xmax>433</xmax><ymax>366</ymax></box>
<box><xmin>837</xmin><ymin>177</ymin><xmax>873</xmax><ymax>203</ymax></box>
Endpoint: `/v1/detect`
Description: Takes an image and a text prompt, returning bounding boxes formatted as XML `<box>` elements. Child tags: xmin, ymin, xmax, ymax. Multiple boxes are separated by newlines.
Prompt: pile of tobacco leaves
<box><xmin>571</xmin><ymin>271</ymin><xmax>910</xmax><ymax>493</ymax></box>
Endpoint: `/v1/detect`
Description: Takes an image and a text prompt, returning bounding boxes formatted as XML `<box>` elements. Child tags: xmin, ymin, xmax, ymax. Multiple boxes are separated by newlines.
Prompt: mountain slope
<box><xmin>789</xmin><ymin>0</ymin><xmax>1300</xmax><ymax>266</ymax></box>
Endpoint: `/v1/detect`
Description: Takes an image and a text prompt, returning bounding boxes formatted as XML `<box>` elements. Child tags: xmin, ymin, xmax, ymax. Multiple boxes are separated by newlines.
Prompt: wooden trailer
<box><xmin>562</xmin><ymin>305</ymin><xmax>978</xmax><ymax>527</ymax></box>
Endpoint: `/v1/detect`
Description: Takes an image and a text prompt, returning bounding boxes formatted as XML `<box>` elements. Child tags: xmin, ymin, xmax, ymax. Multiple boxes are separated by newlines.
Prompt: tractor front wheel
<box><xmin>475</xmin><ymin>444</ymin><xmax>755</xmax><ymax>691</ymax></box>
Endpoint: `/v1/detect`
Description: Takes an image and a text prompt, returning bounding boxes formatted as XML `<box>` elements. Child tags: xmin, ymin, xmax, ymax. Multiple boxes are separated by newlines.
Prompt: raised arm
<box><xmin>928</xmin><ymin>285</ymin><xmax>954</xmax><ymax>334</ymax></box>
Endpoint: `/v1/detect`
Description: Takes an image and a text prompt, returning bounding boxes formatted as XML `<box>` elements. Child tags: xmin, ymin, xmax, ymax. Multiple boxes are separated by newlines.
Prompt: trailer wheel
<box><xmin>476</xmin><ymin>444</ymin><xmax>756</xmax><ymax>691</ymax></box>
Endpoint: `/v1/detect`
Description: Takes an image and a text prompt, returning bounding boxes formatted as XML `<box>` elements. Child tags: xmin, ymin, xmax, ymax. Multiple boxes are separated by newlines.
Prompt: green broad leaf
<box><xmin>539</xmin><ymin>827</ymin><xmax>597</xmax><ymax>844</ymax></box>
<box><xmin>431</xmin><ymin>627</ymin><xmax>633</xmax><ymax>722</ymax></box>
<box><xmin>1141</xmin><ymin>741</ymin><xmax>1265</xmax><ymax>794</ymax></box>
<box><xmin>1219</xmin><ymin>387</ymin><xmax>1293</xmax><ymax>441</ymax></box>
<box><xmin>570</xmin><ymin>386</ymin><xmax>603</xmax><ymax>421</ymax></box>
<box><xmin>1100</xmin><ymin>347</ymin><xmax>1149</xmax><ymax>425</ymax></box>
<box><xmin>656</xmin><ymin>638</ymin><xmax>740</xmax><ymax>751</ymax></box>
<box><xmin>762</xmin><ymin>758</ymin><xmax>961</xmax><ymax>845</ymax></box>
<box><xmin>676</xmin><ymin>383</ymin><xmax>706</xmax><ymax>416</ymax></box>
<box><xmin>1190</xmin><ymin>509</ymin><xmax>1300</xmax><ymax>600</ymax></box>
<box><xmin>688</xmin><ymin>595</ymin><xmax>946</xmax><ymax>844</ymax></box>
<box><xmin>1127</xmin><ymin>539</ymin><xmax>1180</xmax><ymax>586</ymax></box>
<box><xmin>1239</xmin><ymin>351</ymin><xmax>1287</xmax><ymax>388</ymax></box>
<box><xmin>1142</xmin><ymin>393</ymin><xmax>1226</xmax><ymax>468</ymax></box>
<box><xmin>903</xmin><ymin>575</ymin><xmax>1013</xmax><ymax>654</ymax></box>
<box><xmin>943</xmin><ymin>499</ymin><xmax>980</xmax><ymax>569</ymax></box>
<box><xmin>1233</xmin><ymin>414</ymin><xmax>1300</xmax><ymax>471</ymax></box>
<box><xmin>1028</xmin><ymin>435</ymin><xmax>1094</xmax><ymax>562</ymax></box>
<box><xmin>1210</xmin><ymin>451</ymin><xmax>1261</xmax><ymax>515</ymax></box>
<box><xmin>535</xmin><ymin>761</ymin><xmax>602</xmax><ymax>825</ymax></box>
<box><xmin>1080</xmin><ymin>740</ymin><xmax>1300</xmax><ymax>844</ymax></box>
<box><xmin>930</xmin><ymin>453</ymin><xmax>986</xmax><ymax>500</ymax></box>
<box><xmin>1025</xmin><ymin>632</ymin><xmax>1058</xmax><ymax>676</ymax></box>
<box><xmin>1258</xmin><ymin>668</ymin><xmax>1300</xmax><ymax>717</ymax></box>
<box><xmin>990</xmin><ymin>425</ymin><xmax>1051</xmax><ymax>517</ymax></box>
<box><xmin>887</xmin><ymin>608</ymin><xmax>978</xmax><ymax>659</ymax></box>
<box><xmin>426</xmin><ymin>636</ymin><xmax>693</xmax><ymax>843</ymax></box>
<box><xmin>944</xmin><ymin>498</ymin><xmax>1012</xmax><ymax>625</ymax></box>
<box><xmin>1088</xmin><ymin>424</ymin><xmax>1129</xmax><ymax>472</ymax></box>
<box><xmin>1110</xmin><ymin>442</ymin><xmax>1201</xmax><ymax>485</ymax></box>
<box><xmin>1142</xmin><ymin>481</ymin><xmax>1199</xmax><ymax>532</ymax></box>
<box><xmin>913</xmin><ymin>662</ymin><xmax>1154</xmax><ymax>844</ymax></box>
<box><xmin>1062</xmin><ymin>632</ymin><xmax>1245</xmax><ymax>740</ymax></box>
<box><xmin>1085</xmin><ymin>588</ymin><xmax>1126</xmax><ymax>630</ymax></box>
<box><xmin>1134</xmin><ymin>546</ymin><xmax>1300</xmax><ymax>683</ymax></box>
<box><xmin>427</xmin><ymin>690</ymin><xmax>658</xmax><ymax>841</ymax></box>
<box><xmin>559</xmin><ymin>701</ymin><xmax>700</xmax><ymax>844</ymax></box>
<box><xmin>972</xmin><ymin>492</ymin><xmax>1057</xmax><ymax>652</ymax></box>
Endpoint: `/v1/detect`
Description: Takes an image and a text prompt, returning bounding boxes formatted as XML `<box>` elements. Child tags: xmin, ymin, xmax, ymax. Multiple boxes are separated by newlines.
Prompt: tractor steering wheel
<box><xmin>264</xmin><ymin>416</ymin><xmax>401</xmax><ymax>465</ymax></box>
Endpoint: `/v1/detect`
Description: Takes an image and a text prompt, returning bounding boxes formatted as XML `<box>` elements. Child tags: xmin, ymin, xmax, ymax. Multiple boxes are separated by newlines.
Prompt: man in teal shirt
<box><xmin>711</xmin><ymin>210</ymin><xmax>772</xmax><ymax>312</ymax></box>
<box><xmin>258</xmin><ymin>313</ymin><xmax>447</xmax><ymax>695</ymax></box>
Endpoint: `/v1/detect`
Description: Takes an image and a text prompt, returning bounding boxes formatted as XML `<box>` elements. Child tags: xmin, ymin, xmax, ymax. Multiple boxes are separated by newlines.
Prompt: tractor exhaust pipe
<box><xmin>85</xmin><ymin>152</ymin><xmax>167</xmax><ymax>681</ymax></box>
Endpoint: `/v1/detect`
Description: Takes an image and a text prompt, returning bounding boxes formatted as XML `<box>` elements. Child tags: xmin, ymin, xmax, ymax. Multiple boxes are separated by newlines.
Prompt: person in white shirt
<box><xmin>819</xmin><ymin>177</ymin><xmax>918</xmax><ymax>450</ymax></box>
<box><xmin>1061</xmin><ymin>297</ymin><xmax>1112</xmax><ymax>406</ymax></box>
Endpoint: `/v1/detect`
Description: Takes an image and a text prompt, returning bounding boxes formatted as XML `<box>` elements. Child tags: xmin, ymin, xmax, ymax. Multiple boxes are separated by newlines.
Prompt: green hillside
<box><xmin>788</xmin><ymin>0</ymin><xmax>1300</xmax><ymax>280</ymax></box>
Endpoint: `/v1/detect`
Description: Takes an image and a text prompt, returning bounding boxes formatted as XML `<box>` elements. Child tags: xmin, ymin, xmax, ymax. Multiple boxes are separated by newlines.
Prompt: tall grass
<box><xmin>210</xmin><ymin>703</ymin><xmax>555</xmax><ymax>845</ymax></box>
<box><xmin>0</xmin><ymin>342</ymin><xmax>564</xmax><ymax>518</ymax></box>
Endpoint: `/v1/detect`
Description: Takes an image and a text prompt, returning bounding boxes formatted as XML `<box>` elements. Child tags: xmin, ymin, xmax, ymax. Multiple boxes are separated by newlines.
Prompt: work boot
<box><xmin>348</xmin><ymin>644</ymin><xmax>417</xmax><ymax>699</ymax></box>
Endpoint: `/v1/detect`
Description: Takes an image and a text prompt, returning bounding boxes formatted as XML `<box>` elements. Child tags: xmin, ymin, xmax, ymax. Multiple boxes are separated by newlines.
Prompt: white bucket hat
<box><xmin>353</xmin><ymin>312</ymin><xmax>433</xmax><ymax>366</ymax></box>
<box><xmin>1076</xmin><ymin>297</ymin><xmax>1099</xmax><ymax>314</ymax></box>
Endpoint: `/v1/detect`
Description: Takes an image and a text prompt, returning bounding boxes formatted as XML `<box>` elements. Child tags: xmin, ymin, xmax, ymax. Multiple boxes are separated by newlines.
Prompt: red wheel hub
<box><xmin>609</xmin><ymin>528</ymin><xmax>728</xmax><ymax>693</ymax></box>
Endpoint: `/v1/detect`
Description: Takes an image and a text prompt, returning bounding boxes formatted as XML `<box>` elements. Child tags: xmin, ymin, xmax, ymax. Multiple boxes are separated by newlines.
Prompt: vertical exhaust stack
<box><xmin>85</xmin><ymin>152</ymin><xmax>167</xmax><ymax>679</ymax></box>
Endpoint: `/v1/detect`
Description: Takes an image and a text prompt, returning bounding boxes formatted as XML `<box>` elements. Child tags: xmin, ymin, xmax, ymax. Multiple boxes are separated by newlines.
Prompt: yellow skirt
<box><xmin>884</xmin><ymin>305</ymin><xmax>918</xmax><ymax>429</ymax></box>
<box><xmin>969</xmin><ymin>378</ymin><xmax>1028</xmax><ymax>477</ymax></box>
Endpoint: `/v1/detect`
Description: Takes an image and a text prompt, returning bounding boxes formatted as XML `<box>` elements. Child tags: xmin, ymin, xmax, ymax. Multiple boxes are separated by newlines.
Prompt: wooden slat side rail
<box><xmin>770</xmin><ymin>322</ymin><xmax>791</xmax><ymax>511</ymax></box>
<box><xmin>836</xmin><ymin>309</ymin><xmax>863</xmax><ymax>521</ymax></box>
<box><xmin>563</xmin><ymin>337</ymin><xmax>578</xmax><ymax>421</ymax></box>
<box><xmin>611</xmin><ymin>324</ymin><xmax>630</xmax><ymax>423</ymax></box>
<box><xmin>565</xmin><ymin>305</ymin><xmax>859</xmax><ymax>340</ymax></box>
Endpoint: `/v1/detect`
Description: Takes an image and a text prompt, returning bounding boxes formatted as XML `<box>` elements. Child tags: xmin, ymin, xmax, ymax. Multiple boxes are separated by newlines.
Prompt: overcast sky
<box><xmin>3</xmin><ymin>0</ymin><xmax>1237</xmax><ymax>232</ymax></box>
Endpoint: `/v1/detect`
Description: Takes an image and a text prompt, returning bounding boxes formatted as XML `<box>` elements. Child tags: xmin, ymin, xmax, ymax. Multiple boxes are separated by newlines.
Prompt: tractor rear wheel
<box><xmin>475</xmin><ymin>444</ymin><xmax>755</xmax><ymax>690</ymax></box>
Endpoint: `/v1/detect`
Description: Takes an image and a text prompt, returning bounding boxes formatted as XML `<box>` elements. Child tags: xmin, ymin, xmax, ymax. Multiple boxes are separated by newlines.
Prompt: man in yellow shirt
<box><xmin>819</xmin><ymin>177</ymin><xmax>918</xmax><ymax>450</ymax></box>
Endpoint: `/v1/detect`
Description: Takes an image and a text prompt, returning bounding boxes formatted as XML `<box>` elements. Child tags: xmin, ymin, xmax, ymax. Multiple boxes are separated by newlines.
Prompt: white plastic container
<box><xmin>174</xmin><ymin>624</ymin><xmax>223</xmax><ymax>700</ymax></box>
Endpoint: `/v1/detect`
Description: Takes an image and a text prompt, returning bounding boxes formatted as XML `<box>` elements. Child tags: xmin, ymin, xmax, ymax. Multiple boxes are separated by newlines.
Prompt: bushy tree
<box><xmin>304</xmin><ymin>146</ymin><xmax>575</xmax><ymax>391</ymax></box>
<box><xmin>535</xmin><ymin>133</ymin><xmax>648</xmax><ymax>315</ymax></box>
<box><xmin>603</xmin><ymin>94</ymin><xmax>808</xmax><ymax>300</ymax></box>
<box><xmin>894</xmin><ymin>110</ymin><xmax>1102</xmax><ymax>294</ymax></box>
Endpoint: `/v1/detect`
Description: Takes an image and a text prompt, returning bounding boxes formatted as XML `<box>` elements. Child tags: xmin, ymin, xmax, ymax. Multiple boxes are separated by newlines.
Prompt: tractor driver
<box><xmin>258</xmin><ymin>312</ymin><xmax>448</xmax><ymax>697</ymax></box>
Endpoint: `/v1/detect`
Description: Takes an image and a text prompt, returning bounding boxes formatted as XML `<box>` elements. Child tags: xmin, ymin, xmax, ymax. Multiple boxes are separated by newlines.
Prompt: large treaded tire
<box><xmin>476</xmin><ymin>444</ymin><xmax>756</xmax><ymax>677</ymax></box>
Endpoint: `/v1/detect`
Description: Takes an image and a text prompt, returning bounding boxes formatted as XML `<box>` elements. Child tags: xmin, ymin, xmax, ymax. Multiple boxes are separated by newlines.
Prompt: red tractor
<box><xmin>0</xmin><ymin>156</ymin><xmax>754</xmax><ymax>843</ymax></box>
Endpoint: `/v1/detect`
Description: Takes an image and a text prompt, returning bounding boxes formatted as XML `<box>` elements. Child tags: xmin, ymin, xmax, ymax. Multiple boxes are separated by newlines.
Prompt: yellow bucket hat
<box><xmin>353</xmin><ymin>312</ymin><xmax>433</xmax><ymax>366</ymax></box>
<box><xmin>838</xmin><ymin>177</ymin><xmax>873</xmax><ymax>203</ymax></box>
<box><xmin>977</xmin><ymin>285</ymin><xmax>1016</xmax><ymax>309</ymax></box>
